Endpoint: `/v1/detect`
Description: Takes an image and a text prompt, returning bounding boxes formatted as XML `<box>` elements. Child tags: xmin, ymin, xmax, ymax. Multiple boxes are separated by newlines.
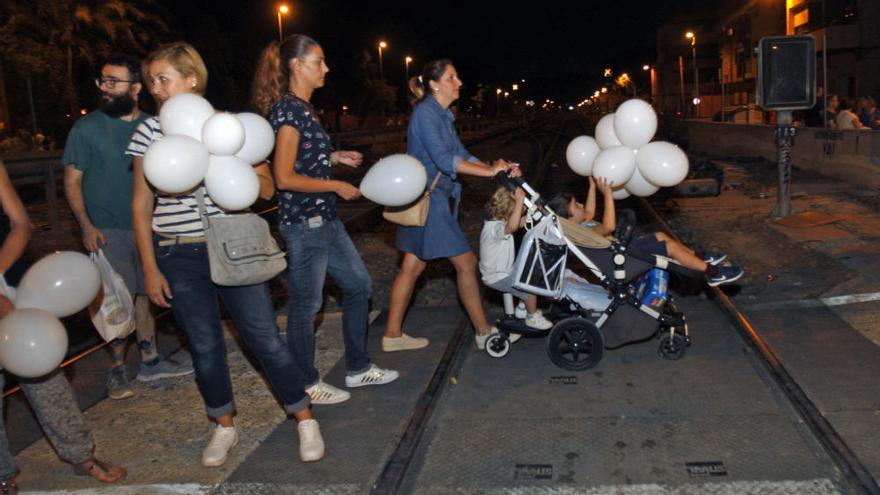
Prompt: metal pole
<box><xmin>277</xmin><ymin>12</ymin><xmax>283</xmax><ymax>42</ymax></box>
<box><xmin>823</xmin><ymin>33</ymin><xmax>828</xmax><ymax>128</ymax></box>
<box><xmin>679</xmin><ymin>56</ymin><xmax>685</xmax><ymax>115</ymax></box>
<box><xmin>379</xmin><ymin>46</ymin><xmax>384</xmax><ymax>80</ymax></box>
<box><xmin>772</xmin><ymin>110</ymin><xmax>795</xmax><ymax>217</ymax></box>
<box><xmin>692</xmin><ymin>43</ymin><xmax>699</xmax><ymax>117</ymax></box>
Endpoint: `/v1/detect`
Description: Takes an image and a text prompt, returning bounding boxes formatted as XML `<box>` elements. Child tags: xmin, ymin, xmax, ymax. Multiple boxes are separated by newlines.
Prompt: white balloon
<box><xmin>202</xmin><ymin>113</ymin><xmax>245</xmax><ymax>156</ymax></box>
<box><xmin>159</xmin><ymin>94</ymin><xmax>215</xmax><ymax>141</ymax></box>
<box><xmin>612</xmin><ymin>186</ymin><xmax>631</xmax><ymax>200</ymax></box>
<box><xmin>592</xmin><ymin>146</ymin><xmax>636</xmax><ymax>188</ymax></box>
<box><xmin>565</xmin><ymin>136</ymin><xmax>600</xmax><ymax>176</ymax></box>
<box><xmin>613</xmin><ymin>99</ymin><xmax>658</xmax><ymax>148</ymax></box>
<box><xmin>204</xmin><ymin>156</ymin><xmax>260</xmax><ymax>211</ymax></box>
<box><xmin>0</xmin><ymin>309</ymin><xmax>68</xmax><ymax>378</ymax></box>
<box><xmin>595</xmin><ymin>114</ymin><xmax>622</xmax><ymax>149</ymax></box>
<box><xmin>360</xmin><ymin>154</ymin><xmax>428</xmax><ymax>207</ymax></box>
<box><xmin>235</xmin><ymin>113</ymin><xmax>276</xmax><ymax>164</ymax></box>
<box><xmin>143</xmin><ymin>135</ymin><xmax>210</xmax><ymax>194</ymax></box>
<box><xmin>636</xmin><ymin>141</ymin><xmax>690</xmax><ymax>187</ymax></box>
<box><xmin>15</xmin><ymin>251</ymin><xmax>100</xmax><ymax>318</ymax></box>
<box><xmin>624</xmin><ymin>166</ymin><xmax>660</xmax><ymax>197</ymax></box>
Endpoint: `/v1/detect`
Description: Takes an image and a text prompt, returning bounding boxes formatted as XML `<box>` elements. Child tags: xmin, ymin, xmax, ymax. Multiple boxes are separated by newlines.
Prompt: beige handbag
<box><xmin>382</xmin><ymin>173</ymin><xmax>442</xmax><ymax>227</ymax></box>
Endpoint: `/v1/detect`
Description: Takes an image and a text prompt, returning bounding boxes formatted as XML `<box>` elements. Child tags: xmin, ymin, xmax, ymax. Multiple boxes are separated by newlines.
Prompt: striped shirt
<box><xmin>125</xmin><ymin>116</ymin><xmax>225</xmax><ymax>236</ymax></box>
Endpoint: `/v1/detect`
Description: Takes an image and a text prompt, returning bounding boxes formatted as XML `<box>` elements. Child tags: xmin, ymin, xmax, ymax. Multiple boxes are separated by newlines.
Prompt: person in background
<box><xmin>825</xmin><ymin>94</ymin><xmax>840</xmax><ymax>129</ymax></box>
<box><xmin>857</xmin><ymin>96</ymin><xmax>879</xmax><ymax>129</ymax></box>
<box><xmin>382</xmin><ymin>58</ymin><xmax>517</xmax><ymax>352</ymax></box>
<box><xmin>252</xmin><ymin>34</ymin><xmax>398</xmax><ymax>405</ymax></box>
<box><xmin>63</xmin><ymin>54</ymin><xmax>194</xmax><ymax>401</ymax></box>
<box><xmin>836</xmin><ymin>98</ymin><xmax>868</xmax><ymax>130</ymax></box>
<box><xmin>129</xmin><ymin>41</ymin><xmax>323</xmax><ymax>467</ymax></box>
<box><xmin>0</xmin><ymin>161</ymin><xmax>126</xmax><ymax>494</ymax></box>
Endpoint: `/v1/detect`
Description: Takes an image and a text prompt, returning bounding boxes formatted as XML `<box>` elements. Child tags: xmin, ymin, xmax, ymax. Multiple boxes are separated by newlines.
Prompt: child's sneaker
<box><xmin>703</xmin><ymin>252</ymin><xmax>728</xmax><ymax>266</ymax></box>
<box><xmin>525</xmin><ymin>311</ymin><xmax>552</xmax><ymax>330</ymax></box>
<box><xmin>707</xmin><ymin>264</ymin><xmax>744</xmax><ymax>286</ymax></box>
<box><xmin>345</xmin><ymin>364</ymin><xmax>399</xmax><ymax>388</ymax></box>
<box><xmin>514</xmin><ymin>302</ymin><xmax>527</xmax><ymax>319</ymax></box>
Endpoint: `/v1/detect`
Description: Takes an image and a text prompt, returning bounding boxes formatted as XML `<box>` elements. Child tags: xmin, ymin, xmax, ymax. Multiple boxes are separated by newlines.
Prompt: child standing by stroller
<box><xmin>479</xmin><ymin>186</ymin><xmax>553</xmax><ymax>332</ymax></box>
<box><xmin>547</xmin><ymin>178</ymin><xmax>744</xmax><ymax>287</ymax></box>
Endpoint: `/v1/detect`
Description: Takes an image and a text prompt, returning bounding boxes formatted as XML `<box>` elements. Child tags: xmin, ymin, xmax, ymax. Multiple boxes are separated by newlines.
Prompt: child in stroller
<box><xmin>546</xmin><ymin>178</ymin><xmax>744</xmax><ymax>287</ymax></box>
<box><xmin>483</xmin><ymin>173</ymin><xmax>741</xmax><ymax>370</ymax></box>
<box><xmin>479</xmin><ymin>186</ymin><xmax>554</xmax><ymax>342</ymax></box>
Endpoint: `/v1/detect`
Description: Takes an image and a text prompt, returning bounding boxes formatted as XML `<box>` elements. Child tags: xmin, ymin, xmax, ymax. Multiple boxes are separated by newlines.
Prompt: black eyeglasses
<box><xmin>94</xmin><ymin>77</ymin><xmax>135</xmax><ymax>89</ymax></box>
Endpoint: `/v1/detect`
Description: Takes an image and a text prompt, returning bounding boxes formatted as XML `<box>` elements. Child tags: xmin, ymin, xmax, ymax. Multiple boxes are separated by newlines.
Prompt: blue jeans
<box><xmin>280</xmin><ymin>219</ymin><xmax>372</xmax><ymax>384</ymax></box>
<box><xmin>155</xmin><ymin>240</ymin><xmax>309</xmax><ymax>418</ymax></box>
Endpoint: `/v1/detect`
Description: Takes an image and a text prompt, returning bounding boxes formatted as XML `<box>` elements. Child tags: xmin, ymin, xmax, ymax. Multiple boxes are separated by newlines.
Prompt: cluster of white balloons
<box><xmin>0</xmin><ymin>252</ymin><xmax>101</xmax><ymax>378</ymax></box>
<box><xmin>565</xmin><ymin>99</ymin><xmax>689</xmax><ymax>199</ymax></box>
<box><xmin>143</xmin><ymin>94</ymin><xmax>276</xmax><ymax>210</ymax></box>
<box><xmin>359</xmin><ymin>154</ymin><xmax>428</xmax><ymax>206</ymax></box>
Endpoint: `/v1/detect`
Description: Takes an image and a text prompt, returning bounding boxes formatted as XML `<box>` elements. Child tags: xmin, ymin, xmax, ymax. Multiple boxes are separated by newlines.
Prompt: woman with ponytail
<box><xmin>382</xmin><ymin>59</ymin><xmax>518</xmax><ymax>352</ymax></box>
<box><xmin>252</xmin><ymin>36</ymin><xmax>399</xmax><ymax>407</ymax></box>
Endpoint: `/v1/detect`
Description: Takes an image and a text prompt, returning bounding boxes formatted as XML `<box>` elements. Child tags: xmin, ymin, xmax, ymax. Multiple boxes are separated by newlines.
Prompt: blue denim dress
<box><xmin>396</xmin><ymin>97</ymin><xmax>477</xmax><ymax>260</ymax></box>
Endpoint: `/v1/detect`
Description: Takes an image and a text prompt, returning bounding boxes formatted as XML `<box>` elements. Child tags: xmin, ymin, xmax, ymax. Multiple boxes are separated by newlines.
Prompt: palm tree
<box><xmin>0</xmin><ymin>0</ymin><xmax>167</xmax><ymax>119</ymax></box>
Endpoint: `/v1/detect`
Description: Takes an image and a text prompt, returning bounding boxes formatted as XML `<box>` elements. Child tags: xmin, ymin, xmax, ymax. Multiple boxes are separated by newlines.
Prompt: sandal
<box><xmin>71</xmin><ymin>457</ymin><xmax>127</xmax><ymax>483</ymax></box>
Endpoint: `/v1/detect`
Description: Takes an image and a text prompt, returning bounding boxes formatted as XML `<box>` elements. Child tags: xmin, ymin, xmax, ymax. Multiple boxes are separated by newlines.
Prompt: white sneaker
<box><xmin>525</xmin><ymin>311</ymin><xmax>553</xmax><ymax>330</ymax></box>
<box><xmin>202</xmin><ymin>424</ymin><xmax>239</xmax><ymax>467</ymax></box>
<box><xmin>345</xmin><ymin>364</ymin><xmax>399</xmax><ymax>388</ymax></box>
<box><xmin>297</xmin><ymin>419</ymin><xmax>325</xmax><ymax>462</ymax></box>
<box><xmin>514</xmin><ymin>302</ymin><xmax>527</xmax><ymax>319</ymax></box>
<box><xmin>475</xmin><ymin>327</ymin><xmax>498</xmax><ymax>350</ymax></box>
<box><xmin>306</xmin><ymin>381</ymin><xmax>351</xmax><ymax>405</ymax></box>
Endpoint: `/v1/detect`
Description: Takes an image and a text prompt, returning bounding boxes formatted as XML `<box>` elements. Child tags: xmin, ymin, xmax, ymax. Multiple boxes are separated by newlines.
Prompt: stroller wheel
<box><xmin>546</xmin><ymin>317</ymin><xmax>604</xmax><ymax>371</ymax></box>
<box><xmin>485</xmin><ymin>334</ymin><xmax>511</xmax><ymax>358</ymax></box>
<box><xmin>658</xmin><ymin>331</ymin><xmax>687</xmax><ymax>360</ymax></box>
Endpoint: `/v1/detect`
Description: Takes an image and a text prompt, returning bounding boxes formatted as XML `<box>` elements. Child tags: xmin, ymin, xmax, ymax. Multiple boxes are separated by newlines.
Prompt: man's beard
<box><xmin>100</xmin><ymin>91</ymin><xmax>136</xmax><ymax>118</ymax></box>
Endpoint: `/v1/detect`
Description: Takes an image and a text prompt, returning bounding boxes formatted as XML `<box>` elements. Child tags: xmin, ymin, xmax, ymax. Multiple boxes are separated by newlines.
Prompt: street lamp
<box><xmin>276</xmin><ymin>5</ymin><xmax>289</xmax><ymax>42</ymax></box>
<box><xmin>685</xmin><ymin>31</ymin><xmax>699</xmax><ymax>116</ymax></box>
<box><xmin>378</xmin><ymin>41</ymin><xmax>388</xmax><ymax>80</ymax></box>
<box><xmin>405</xmin><ymin>56</ymin><xmax>413</xmax><ymax>81</ymax></box>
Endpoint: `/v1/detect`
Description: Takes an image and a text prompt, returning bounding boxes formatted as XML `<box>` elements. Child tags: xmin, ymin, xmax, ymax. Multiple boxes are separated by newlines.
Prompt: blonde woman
<box><xmin>128</xmin><ymin>42</ymin><xmax>323</xmax><ymax>467</ymax></box>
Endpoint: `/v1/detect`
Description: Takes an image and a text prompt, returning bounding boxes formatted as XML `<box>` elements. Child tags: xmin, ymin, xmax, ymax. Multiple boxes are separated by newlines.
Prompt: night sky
<box><xmin>158</xmin><ymin>0</ymin><xmax>715</xmax><ymax>109</ymax></box>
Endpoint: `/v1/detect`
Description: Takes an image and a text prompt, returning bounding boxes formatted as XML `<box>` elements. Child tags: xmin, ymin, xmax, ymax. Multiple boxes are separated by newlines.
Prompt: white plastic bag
<box><xmin>88</xmin><ymin>250</ymin><xmax>135</xmax><ymax>342</ymax></box>
<box><xmin>512</xmin><ymin>215</ymin><xmax>568</xmax><ymax>298</ymax></box>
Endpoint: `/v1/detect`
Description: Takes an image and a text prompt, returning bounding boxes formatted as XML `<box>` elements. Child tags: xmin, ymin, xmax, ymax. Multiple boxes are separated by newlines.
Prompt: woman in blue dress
<box><xmin>382</xmin><ymin>59</ymin><xmax>517</xmax><ymax>352</ymax></box>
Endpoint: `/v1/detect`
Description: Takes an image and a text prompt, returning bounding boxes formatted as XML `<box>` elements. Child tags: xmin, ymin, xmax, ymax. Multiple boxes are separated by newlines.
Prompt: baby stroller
<box><xmin>486</xmin><ymin>173</ymin><xmax>701</xmax><ymax>371</ymax></box>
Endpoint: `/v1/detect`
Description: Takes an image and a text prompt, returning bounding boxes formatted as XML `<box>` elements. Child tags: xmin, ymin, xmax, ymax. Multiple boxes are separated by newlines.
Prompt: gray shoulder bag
<box><xmin>195</xmin><ymin>189</ymin><xmax>287</xmax><ymax>286</ymax></box>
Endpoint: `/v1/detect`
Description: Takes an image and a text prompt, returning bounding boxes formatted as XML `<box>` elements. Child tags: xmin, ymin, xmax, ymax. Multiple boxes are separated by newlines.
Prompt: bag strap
<box><xmin>426</xmin><ymin>172</ymin><xmax>442</xmax><ymax>195</ymax></box>
<box><xmin>194</xmin><ymin>188</ymin><xmax>211</xmax><ymax>232</ymax></box>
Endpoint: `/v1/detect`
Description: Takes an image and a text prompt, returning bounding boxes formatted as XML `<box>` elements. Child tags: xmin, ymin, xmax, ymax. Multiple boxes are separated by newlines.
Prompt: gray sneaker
<box><xmin>107</xmin><ymin>366</ymin><xmax>136</xmax><ymax>400</ymax></box>
<box><xmin>137</xmin><ymin>358</ymin><xmax>195</xmax><ymax>382</ymax></box>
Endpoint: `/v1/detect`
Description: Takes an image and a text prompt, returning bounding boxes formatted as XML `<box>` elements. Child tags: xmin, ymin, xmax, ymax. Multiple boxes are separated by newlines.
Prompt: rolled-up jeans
<box><xmin>280</xmin><ymin>219</ymin><xmax>372</xmax><ymax>385</ymax></box>
<box><xmin>154</xmin><ymin>239</ymin><xmax>310</xmax><ymax>418</ymax></box>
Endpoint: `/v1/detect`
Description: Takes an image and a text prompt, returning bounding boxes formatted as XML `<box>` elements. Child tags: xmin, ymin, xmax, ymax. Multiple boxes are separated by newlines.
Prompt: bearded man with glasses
<box><xmin>62</xmin><ymin>55</ymin><xmax>193</xmax><ymax>400</ymax></box>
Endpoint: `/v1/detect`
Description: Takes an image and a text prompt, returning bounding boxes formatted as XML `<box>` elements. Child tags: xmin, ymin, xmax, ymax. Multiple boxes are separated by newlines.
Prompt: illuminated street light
<box><xmin>378</xmin><ymin>41</ymin><xmax>388</xmax><ymax>80</ymax></box>
<box><xmin>685</xmin><ymin>31</ymin><xmax>699</xmax><ymax>116</ymax></box>
<box><xmin>512</xmin><ymin>84</ymin><xmax>519</xmax><ymax>91</ymax></box>
<box><xmin>276</xmin><ymin>5</ymin><xmax>289</xmax><ymax>42</ymax></box>
<box><xmin>604</xmin><ymin>68</ymin><xmax>612</xmax><ymax>77</ymax></box>
<box><xmin>601</xmin><ymin>87</ymin><xmax>608</xmax><ymax>93</ymax></box>
<box><xmin>642</xmin><ymin>64</ymin><xmax>650</xmax><ymax>71</ymax></box>
<box><xmin>405</xmin><ymin>56</ymin><xmax>413</xmax><ymax>81</ymax></box>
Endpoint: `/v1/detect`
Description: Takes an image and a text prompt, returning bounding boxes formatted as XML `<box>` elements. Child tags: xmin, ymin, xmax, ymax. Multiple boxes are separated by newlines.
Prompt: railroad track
<box><xmin>368</xmin><ymin>113</ymin><xmax>879</xmax><ymax>494</ymax></box>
